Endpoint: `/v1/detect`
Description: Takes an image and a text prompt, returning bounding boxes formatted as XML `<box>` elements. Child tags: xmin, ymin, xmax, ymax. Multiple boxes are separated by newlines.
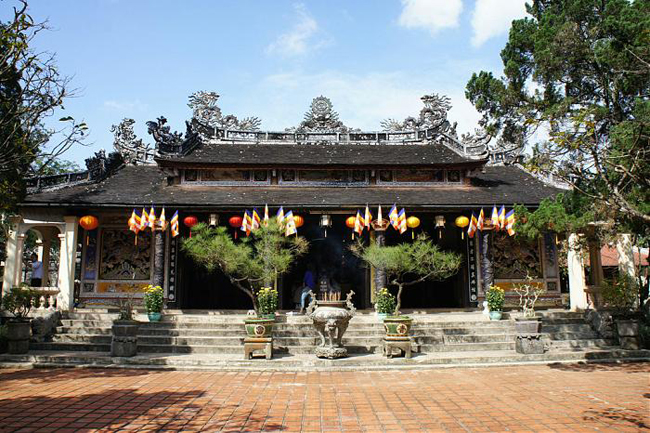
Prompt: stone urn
<box><xmin>111</xmin><ymin>320</ymin><xmax>140</xmax><ymax>357</ymax></box>
<box><xmin>308</xmin><ymin>292</ymin><xmax>356</xmax><ymax>359</ymax></box>
<box><xmin>6</xmin><ymin>319</ymin><xmax>32</xmax><ymax>354</ymax></box>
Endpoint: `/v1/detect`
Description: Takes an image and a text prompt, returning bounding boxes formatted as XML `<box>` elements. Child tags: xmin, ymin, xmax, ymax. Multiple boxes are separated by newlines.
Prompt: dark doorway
<box><xmin>281</xmin><ymin>215</ymin><xmax>369</xmax><ymax>311</ymax></box>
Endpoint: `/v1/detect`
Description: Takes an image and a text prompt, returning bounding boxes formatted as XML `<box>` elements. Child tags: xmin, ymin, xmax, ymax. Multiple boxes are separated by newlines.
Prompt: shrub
<box><xmin>375</xmin><ymin>288</ymin><xmax>396</xmax><ymax>314</ymax></box>
<box><xmin>1</xmin><ymin>285</ymin><xmax>37</xmax><ymax>318</ymax></box>
<box><xmin>514</xmin><ymin>274</ymin><xmax>545</xmax><ymax>318</ymax></box>
<box><xmin>601</xmin><ymin>275</ymin><xmax>639</xmax><ymax>312</ymax></box>
<box><xmin>143</xmin><ymin>285</ymin><xmax>164</xmax><ymax>313</ymax></box>
<box><xmin>257</xmin><ymin>287</ymin><xmax>278</xmax><ymax>315</ymax></box>
<box><xmin>486</xmin><ymin>285</ymin><xmax>505</xmax><ymax>312</ymax></box>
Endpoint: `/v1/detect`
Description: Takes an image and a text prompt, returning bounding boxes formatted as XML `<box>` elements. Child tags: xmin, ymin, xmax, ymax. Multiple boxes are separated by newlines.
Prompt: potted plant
<box><xmin>486</xmin><ymin>285</ymin><xmax>505</xmax><ymax>320</ymax></box>
<box><xmin>352</xmin><ymin>234</ymin><xmax>462</xmax><ymax>337</ymax></box>
<box><xmin>257</xmin><ymin>287</ymin><xmax>278</xmax><ymax>321</ymax></box>
<box><xmin>601</xmin><ymin>275</ymin><xmax>641</xmax><ymax>349</ymax></box>
<box><xmin>182</xmin><ymin>220</ymin><xmax>307</xmax><ymax>340</ymax></box>
<box><xmin>513</xmin><ymin>275</ymin><xmax>545</xmax><ymax>333</ymax></box>
<box><xmin>111</xmin><ymin>287</ymin><xmax>140</xmax><ymax>357</ymax></box>
<box><xmin>143</xmin><ymin>285</ymin><xmax>164</xmax><ymax>322</ymax></box>
<box><xmin>375</xmin><ymin>288</ymin><xmax>396</xmax><ymax>320</ymax></box>
<box><xmin>1</xmin><ymin>285</ymin><xmax>37</xmax><ymax>354</ymax></box>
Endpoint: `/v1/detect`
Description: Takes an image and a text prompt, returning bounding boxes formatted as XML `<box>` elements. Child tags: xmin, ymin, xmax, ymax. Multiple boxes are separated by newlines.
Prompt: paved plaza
<box><xmin>0</xmin><ymin>362</ymin><xmax>648</xmax><ymax>432</ymax></box>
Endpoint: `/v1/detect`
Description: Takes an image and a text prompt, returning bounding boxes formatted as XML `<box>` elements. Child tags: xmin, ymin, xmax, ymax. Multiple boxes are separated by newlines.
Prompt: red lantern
<box><xmin>294</xmin><ymin>215</ymin><xmax>304</xmax><ymax>228</ymax></box>
<box><xmin>345</xmin><ymin>216</ymin><xmax>356</xmax><ymax>229</ymax></box>
<box><xmin>79</xmin><ymin>215</ymin><xmax>99</xmax><ymax>245</ymax></box>
<box><xmin>79</xmin><ymin>215</ymin><xmax>99</xmax><ymax>231</ymax></box>
<box><xmin>184</xmin><ymin>216</ymin><xmax>198</xmax><ymax>237</ymax></box>
<box><xmin>229</xmin><ymin>215</ymin><xmax>242</xmax><ymax>239</ymax></box>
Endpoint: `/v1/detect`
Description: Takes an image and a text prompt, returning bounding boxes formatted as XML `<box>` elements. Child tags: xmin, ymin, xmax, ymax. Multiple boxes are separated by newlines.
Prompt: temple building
<box><xmin>2</xmin><ymin>92</ymin><xmax>566</xmax><ymax>311</ymax></box>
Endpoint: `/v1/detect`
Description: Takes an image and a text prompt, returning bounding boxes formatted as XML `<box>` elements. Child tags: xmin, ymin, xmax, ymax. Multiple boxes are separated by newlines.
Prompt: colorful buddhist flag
<box><xmin>241</xmin><ymin>210</ymin><xmax>250</xmax><ymax>235</ymax></box>
<box><xmin>397</xmin><ymin>208</ymin><xmax>407</xmax><ymax>234</ymax></box>
<box><xmin>468</xmin><ymin>212</ymin><xmax>478</xmax><ymax>238</ymax></box>
<box><xmin>477</xmin><ymin>208</ymin><xmax>485</xmax><ymax>231</ymax></box>
<box><xmin>251</xmin><ymin>208</ymin><xmax>261</xmax><ymax>230</ymax></box>
<box><xmin>140</xmin><ymin>208</ymin><xmax>149</xmax><ymax>231</ymax></box>
<box><xmin>170</xmin><ymin>210</ymin><xmax>179</xmax><ymax>238</ymax></box>
<box><xmin>506</xmin><ymin>209</ymin><xmax>516</xmax><ymax>236</ymax></box>
<box><xmin>354</xmin><ymin>210</ymin><xmax>364</xmax><ymax>236</ymax></box>
<box><xmin>498</xmin><ymin>205</ymin><xmax>506</xmax><ymax>230</ymax></box>
<box><xmin>158</xmin><ymin>207</ymin><xmax>167</xmax><ymax>231</ymax></box>
<box><xmin>148</xmin><ymin>206</ymin><xmax>156</xmax><ymax>231</ymax></box>
<box><xmin>377</xmin><ymin>205</ymin><xmax>383</xmax><ymax>228</ymax></box>
<box><xmin>388</xmin><ymin>204</ymin><xmax>399</xmax><ymax>230</ymax></box>
<box><xmin>364</xmin><ymin>205</ymin><xmax>373</xmax><ymax>230</ymax></box>
<box><xmin>128</xmin><ymin>209</ymin><xmax>140</xmax><ymax>233</ymax></box>
<box><xmin>491</xmin><ymin>205</ymin><xmax>499</xmax><ymax>230</ymax></box>
<box><xmin>263</xmin><ymin>204</ymin><xmax>270</xmax><ymax>227</ymax></box>
<box><xmin>285</xmin><ymin>210</ymin><xmax>297</xmax><ymax>236</ymax></box>
<box><xmin>276</xmin><ymin>206</ymin><xmax>285</xmax><ymax>227</ymax></box>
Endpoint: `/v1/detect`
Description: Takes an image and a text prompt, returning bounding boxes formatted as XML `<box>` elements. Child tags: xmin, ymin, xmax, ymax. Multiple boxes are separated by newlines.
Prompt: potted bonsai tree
<box><xmin>513</xmin><ymin>274</ymin><xmax>546</xmax><ymax>333</ymax></box>
<box><xmin>375</xmin><ymin>288</ymin><xmax>396</xmax><ymax>320</ymax></box>
<box><xmin>111</xmin><ymin>286</ymin><xmax>140</xmax><ymax>357</ymax></box>
<box><xmin>182</xmin><ymin>219</ymin><xmax>307</xmax><ymax>339</ymax></box>
<box><xmin>486</xmin><ymin>285</ymin><xmax>505</xmax><ymax>320</ymax></box>
<box><xmin>1</xmin><ymin>285</ymin><xmax>37</xmax><ymax>354</ymax></box>
<box><xmin>143</xmin><ymin>285</ymin><xmax>164</xmax><ymax>322</ymax></box>
<box><xmin>352</xmin><ymin>234</ymin><xmax>462</xmax><ymax>337</ymax></box>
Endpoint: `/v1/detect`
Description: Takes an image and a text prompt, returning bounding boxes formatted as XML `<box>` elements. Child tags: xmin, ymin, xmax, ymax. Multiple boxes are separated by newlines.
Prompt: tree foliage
<box><xmin>1</xmin><ymin>0</ymin><xmax>87</xmax><ymax>212</ymax></box>
<box><xmin>181</xmin><ymin>220</ymin><xmax>308</xmax><ymax>312</ymax></box>
<box><xmin>351</xmin><ymin>235</ymin><xmax>462</xmax><ymax>315</ymax></box>
<box><xmin>466</xmin><ymin>0</ymin><xmax>650</xmax><ymax>231</ymax></box>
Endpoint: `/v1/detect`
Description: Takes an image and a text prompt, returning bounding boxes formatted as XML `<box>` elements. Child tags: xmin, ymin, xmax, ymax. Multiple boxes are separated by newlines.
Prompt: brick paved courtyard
<box><xmin>0</xmin><ymin>363</ymin><xmax>648</xmax><ymax>432</ymax></box>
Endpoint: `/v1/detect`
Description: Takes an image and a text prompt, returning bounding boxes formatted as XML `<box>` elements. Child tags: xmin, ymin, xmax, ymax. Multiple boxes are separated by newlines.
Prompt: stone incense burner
<box><xmin>306</xmin><ymin>291</ymin><xmax>356</xmax><ymax>359</ymax></box>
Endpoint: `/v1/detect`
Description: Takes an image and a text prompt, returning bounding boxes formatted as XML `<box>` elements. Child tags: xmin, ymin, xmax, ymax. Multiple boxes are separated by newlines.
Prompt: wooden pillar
<box><xmin>567</xmin><ymin>233</ymin><xmax>588</xmax><ymax>311</ymax></box>
<box><xmin>588</xmin><ymin>239</ymin><xmax>604</xmax><ymax>287</ymax></box>
<box><xmin>480</xmin><ymin>231</ymin><xmax>493</xmax><ymax>293</ymax></box>
<box><xmin>153</xmin><ymin>230</ymin><xmax>165</xmax><ymax>288</ymax></box>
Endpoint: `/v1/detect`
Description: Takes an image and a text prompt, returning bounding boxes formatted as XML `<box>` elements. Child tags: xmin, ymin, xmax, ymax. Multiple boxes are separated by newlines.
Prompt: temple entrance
<box><xmin>281</xmin><ymin>215</ymin><xmax>369</xmax><ymax>310</ymax></box>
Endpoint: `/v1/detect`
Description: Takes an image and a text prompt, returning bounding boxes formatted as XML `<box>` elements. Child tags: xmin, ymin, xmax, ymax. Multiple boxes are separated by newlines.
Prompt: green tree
<box><xmin>1</xmin><ymin>0</ymin><xmax>87</xmax><ymax>213</ymax></box>
<box><xmin>466</xmin><ymin>0</ymin><xmax>650</xmax><ymax>232</ymax></box>
<box><xmin>351</xmin><ymin>235</ymin><xmax>462</xmax><ymax>315</ymax></box>
<box><xmin>181</xmin><ymin>220</ymin><xmax>308</xmax><ymax>313</ymax></box>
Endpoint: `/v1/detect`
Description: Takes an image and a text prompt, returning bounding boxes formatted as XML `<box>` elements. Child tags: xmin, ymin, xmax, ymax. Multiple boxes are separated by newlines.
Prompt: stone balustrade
<box><xmin>30</xmin><ymin>287</ymin><xmax>60</xmax><ymax>311</ymax></box>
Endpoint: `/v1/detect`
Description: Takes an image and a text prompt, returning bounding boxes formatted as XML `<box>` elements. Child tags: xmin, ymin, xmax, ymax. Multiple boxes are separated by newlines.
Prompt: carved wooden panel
<box><xmin>99</xmin><ymin>228</ymin><xmax>152</xmax><ymax>280</ymax></box>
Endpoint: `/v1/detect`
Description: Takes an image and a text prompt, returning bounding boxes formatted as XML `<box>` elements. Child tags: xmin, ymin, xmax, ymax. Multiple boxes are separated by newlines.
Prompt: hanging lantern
<box><xmin>435</xmin><ymin>215</ymin><xmax>446</xmax><ymax>239</ymax></box>
<box><xmin>346</xmin><ymin>216</ymin><xmax>356</xmax><ymax>240</ymax></box>
<box><xmin>320</xmin><ymin>214</ymin><xmax>332</xmax><ymax>237</ymax></box>
<box><xmin>79</xmin><ymin>215</ymin><xmax>99</xmax><ymax>231</ymax></box>
<box><xmin>294</xmin><ymin>215</ymin><xmax>304</xmax><ymax>228</ymax></box>
<box><xmin>455</xmin><ymin>216</ymin><xmax>469</xmax><ymax>239</ymax></box>
<box><xmin>229</xmin><ymin>215</ymin><xmax>242</xmax><ymax>239</ymax></box>
<box><xmin>184</xmin><ymin>215</ymin><xmax>199</xmax><ymax>237</ymax></box>
<box><xmin>406</xmin><ymin>216</ymin><xmax>420</xmax><ymax>239</ymax></box>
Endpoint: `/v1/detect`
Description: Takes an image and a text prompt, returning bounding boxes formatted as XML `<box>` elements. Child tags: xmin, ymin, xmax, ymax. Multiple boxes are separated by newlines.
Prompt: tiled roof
<box><xmin>22</xmin><ymin>165</ymin><xmax>562</xmax><ymax>208</ymax></box>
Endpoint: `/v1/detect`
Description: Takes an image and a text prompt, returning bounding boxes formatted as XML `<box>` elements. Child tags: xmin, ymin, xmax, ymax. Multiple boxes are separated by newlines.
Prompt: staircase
<box><xmin>31</xmin><ymin>310</ymin><xmax>617</xmax><ymax>357</ymax></box>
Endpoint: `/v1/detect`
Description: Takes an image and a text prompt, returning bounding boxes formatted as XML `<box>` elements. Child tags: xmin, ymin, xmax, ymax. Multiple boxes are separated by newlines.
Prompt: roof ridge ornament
<box><xmin>289</xmin><ymin>95</ymin><xmax>351</xmax><ymax>133</ymax></box>
<box><xmin>381</xmin><ymin>93</ymin><xmax>457</xmax><ymax>136</ymax></box>
<box><xmin>188</xmin><ymin>91</ymin><xmax>261</xmax><ymax>132</ymax></box>
<box><xmin>111</xmin><ymin>118</ymin><xmax>155</xmax><ymax>165</ymax></box>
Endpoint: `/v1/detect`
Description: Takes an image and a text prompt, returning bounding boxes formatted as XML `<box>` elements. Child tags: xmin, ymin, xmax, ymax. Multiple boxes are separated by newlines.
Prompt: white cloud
<box><xmin>471</xmin><ymin>0</ymin><xmax>528</xmax><ymax>47</ymax></box>
<box><xmin>266</xmin><ymin>3</ymin><xmax>323</xmax><ymax>57</ymax></box>
<box><xmin>398</xmin><ymin>0</ymin><xmax>463</xmax><ymax>36</ymax></box>
<box><xmin>103</xmin><ymin>99</ymin><xmax>148</xmax><ymax>112</ymax></box>
<box><xmin>251</xmin><ymin>70</ymin><xmax>481</xmax><ymax>135</ymax></box>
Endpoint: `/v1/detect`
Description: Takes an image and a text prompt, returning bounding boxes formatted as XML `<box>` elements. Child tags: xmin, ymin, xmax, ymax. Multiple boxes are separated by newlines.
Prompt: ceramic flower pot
<box><xmin>147</xmin><ymin>312</ymin><xmax>162</xmax><ymax>322</ymax></box>
<box><xmin>383</xmin><ymin>316</ymin><xmax>413</xmax><ymax>337</ymax></box>
<box><xmin>244</xmin><ymin>318</ymin><xmax>274</xmax><ymax>338</ymax></box>
<box><xmin>514</xmin><ymin>316</ymin><xmax>541</xmax><ymax>334</ymax></box>
<box><xmin>489</xmin><ymin>311</ymin><xmax>503</xmax><ymax>321</ymax></box>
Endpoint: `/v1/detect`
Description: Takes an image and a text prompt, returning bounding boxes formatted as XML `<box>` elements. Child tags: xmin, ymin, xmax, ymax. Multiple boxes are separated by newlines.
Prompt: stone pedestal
<box><xmin>244</xmin><ymin>337</ymin><xmax>273</xmax><ymax>360</ymax></box>
<box><xmin>515</xmin><ymin>334</ymin><xmax>545</xmax><ymax>354</ymax></box>
<box><xmin>383</xmin><ymin>338</ymin><xmax>412</xmax><ymax>359</ymax></box>
<box><xmin>111</xmin><ymin>321</ymin><xmax>139</xmax><ymax>357</ymax></box>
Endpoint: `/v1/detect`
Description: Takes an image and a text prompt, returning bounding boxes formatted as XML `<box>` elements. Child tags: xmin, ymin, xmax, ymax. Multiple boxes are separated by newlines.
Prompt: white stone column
<box><xmin>615</xmin><ymin>234</ymin><xmax>636</xmax><ymax>281</ymax></box>
<box><xmin>41</xmin><ymin>238</ymin><xmax>51</xmax><ymax>287</ymax></box>
<box><xmin>56</xmin><ymin>216</ymin><xmax>78</xmax><ymax>310</ymax></box>
<box><xmin>2</xmin><ymin>229</ymin><xmax>25</xmax><ymax>294</ymax></box>
<box><xmin>567</xmin><ymin>233</ymin><xmax>589</xmax><ymax>311</ymax></box>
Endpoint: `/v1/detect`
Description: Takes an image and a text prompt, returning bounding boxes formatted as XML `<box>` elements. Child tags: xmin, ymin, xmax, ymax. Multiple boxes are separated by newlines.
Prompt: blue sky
<box><xmin>13</xmin><ymin>0</ymin><xmax>530</xmax><ymax>165</ymax></box>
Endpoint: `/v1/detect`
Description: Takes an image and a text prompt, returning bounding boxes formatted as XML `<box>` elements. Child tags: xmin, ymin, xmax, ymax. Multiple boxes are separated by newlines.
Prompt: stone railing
<box><xmin>25</xmin><ymin>171</ymin><xmax>90</xmax><ymax>192</ymax></box>
<box><xmin>31</xmin><ymin>287</ymin><xmax>60</xmax><ymax>311</ymax></box>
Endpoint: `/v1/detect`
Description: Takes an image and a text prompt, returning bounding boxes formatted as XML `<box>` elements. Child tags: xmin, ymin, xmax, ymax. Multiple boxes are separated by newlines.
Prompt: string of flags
<box><xmin>128</xmin><ymin>206</ymin><xmax>179</xmax><ymax>244</ymax></box>
<box><xmin>467</xmin><ymin>205</ymin><xmax>515</xmax><ymax>238</ymax></box>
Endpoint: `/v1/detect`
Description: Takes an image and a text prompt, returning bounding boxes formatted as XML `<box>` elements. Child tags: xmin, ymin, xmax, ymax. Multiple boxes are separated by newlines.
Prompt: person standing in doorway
<box><xmin>299</xmin><ymin>264</ymin><xmax>316</xmax><ymax>314</ymax></box>
<box><xmin>30</xmin><ymin>253</ymin><xmax>43</xmax><ymax>287</ymax></box>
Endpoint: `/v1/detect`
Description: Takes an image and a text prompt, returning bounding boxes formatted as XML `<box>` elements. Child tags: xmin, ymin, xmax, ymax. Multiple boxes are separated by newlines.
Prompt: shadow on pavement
<box><xmin>546</xmin><ymin>361</ymin><xmax>650</xmax><ymax>373</ymax></box>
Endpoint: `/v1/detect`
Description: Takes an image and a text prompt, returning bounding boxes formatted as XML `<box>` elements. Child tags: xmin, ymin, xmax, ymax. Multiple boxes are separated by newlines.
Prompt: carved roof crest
<box><xmin>290</xmin><ymin>96</ymin><xmax>350</xmax><ymax>133</ymax></box>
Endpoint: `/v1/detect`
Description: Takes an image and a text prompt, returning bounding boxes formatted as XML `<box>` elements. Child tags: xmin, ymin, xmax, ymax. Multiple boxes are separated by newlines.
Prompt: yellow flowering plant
<box><xmin>486</xmin><ymin>285</ymin><xmax>505</xmax><ymax>312</ymax></box>
<box><xmin>375</xmin><ymin>288</ymin><xmax>396</xmax><ymax>314</ymax></box>
<box><xmin>143</xmin><ymin>285</ymin><xmax>164</xmax><ymax>313</ymax></box>
<box><xmin>257</xmin><ymin>287</ymin><xmax>278</xmax><ymax>315</ymax></box>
